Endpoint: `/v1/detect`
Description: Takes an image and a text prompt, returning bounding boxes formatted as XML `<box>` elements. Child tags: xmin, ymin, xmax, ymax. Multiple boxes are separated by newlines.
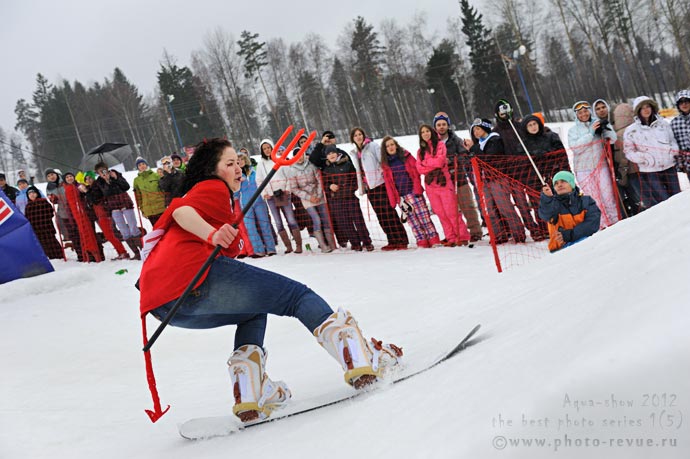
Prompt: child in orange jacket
<box><xmin>538</xmin><ymin>171</ymin><xmax>601</xmax><ymax>252</ymax></box>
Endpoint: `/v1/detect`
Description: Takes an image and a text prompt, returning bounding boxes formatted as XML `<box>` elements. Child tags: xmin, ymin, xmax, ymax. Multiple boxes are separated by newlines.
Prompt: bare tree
<box><xmin>201</xmin><ymin>28</ymin><xmax>255</xmax><ymax>146</ymax></box>
<box><xmin>657</xmin><ymin>0</ymin><xmax>690</xmax><ymax>85</ymax></box>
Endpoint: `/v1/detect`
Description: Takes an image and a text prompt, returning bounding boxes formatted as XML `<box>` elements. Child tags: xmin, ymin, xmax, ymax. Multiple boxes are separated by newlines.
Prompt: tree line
<box><xmin>6</xmin><ymin>0</ymin><xmax>689</xmax><ymax>177</ymax></box>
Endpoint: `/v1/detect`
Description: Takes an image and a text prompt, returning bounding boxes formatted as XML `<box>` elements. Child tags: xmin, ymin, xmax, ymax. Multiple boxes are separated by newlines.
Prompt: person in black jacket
<box><xmin>92</xmin><ymin>162</ymin><xmax>142</xmax><ymax>259</ymax></box>
<box><xmin>0</xmin><ymin>173</ymin><xmax>18</xmax><ymax>203</ymax></box>
<box><xmin>158</xmin><ymin>155</ymin><xmax>185</xmax><ymax>206</ymax></box>
<box><xmin>308</xmin><ymin>130</ymin><xmax>339</xmax><ymax>169</ymax></box>
<box><xmin>521</xmin><ymin>114</ymin><xmax>569</xmax><ymax>184</ymax></box>
<box><xmin>24</xmin><ymin>186</ymin><xmax>64</xmax><ymax>259</ymax></box>
<box><xmin>493</xmin><ymin>100</ymin><xmax>545</xmax><ymax>241</ymax></box>
<box><xmin>308</xmin><ymin>131</ymin><xmax>352</xmax><ymax>248</ymax></box>
<box><xmin>321</xmin><ymin>146</ymin><xmax>373</xmax><ymax>251</ymax></box>
<box><xmin>464</xmin><ymin>118</ymin><xmax>525</xmax><ymax>244</ymax></box>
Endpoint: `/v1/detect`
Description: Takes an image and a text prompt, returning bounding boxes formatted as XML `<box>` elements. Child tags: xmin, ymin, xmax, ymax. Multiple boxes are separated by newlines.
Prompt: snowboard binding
<box><xmin>228</xmin><ymin>345</ymin><xmax>291</xmax><ymax>422</ymax></box>
<box><xmin>314</xmin><ymin>308</ymin><xmax>403</xmax><ymax>388</ymax></box>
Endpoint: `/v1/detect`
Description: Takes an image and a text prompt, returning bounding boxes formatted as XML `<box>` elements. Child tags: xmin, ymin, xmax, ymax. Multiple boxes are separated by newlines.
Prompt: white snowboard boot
<box><xmin>314</xmin><ymin>308</ymin><xmax>403</xmax><ymax>389</ymax></box>
<box><xmin>227</xmin><ymin>344</ymin><xmax>291</xmax><ymax>422</ymax></box>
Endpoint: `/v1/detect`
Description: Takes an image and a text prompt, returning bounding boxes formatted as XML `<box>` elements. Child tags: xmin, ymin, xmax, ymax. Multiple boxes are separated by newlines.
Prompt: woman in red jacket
<box><xmin>380</xmin><ymin>135</ymin><xmax>439</xmax><ymax>248</ymax></box>
<box><xmin>138</xmin><ymin>138</ymin><xmax>400</xmax><ymax>423</ymax></box>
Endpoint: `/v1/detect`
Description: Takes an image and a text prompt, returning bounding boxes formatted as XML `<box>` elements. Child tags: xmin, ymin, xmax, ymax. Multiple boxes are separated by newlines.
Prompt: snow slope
<box><xmin>1</xmin><ymin>176</ymin><xmax>689</xmax><ymax>458</ymax></box>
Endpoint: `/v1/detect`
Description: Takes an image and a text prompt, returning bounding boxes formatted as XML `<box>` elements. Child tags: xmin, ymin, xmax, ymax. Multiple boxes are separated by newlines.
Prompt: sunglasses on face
<box><xmin>162</xmin><ymin>162</ymin><xmax>172</xmax><ymax>166</ymax></box>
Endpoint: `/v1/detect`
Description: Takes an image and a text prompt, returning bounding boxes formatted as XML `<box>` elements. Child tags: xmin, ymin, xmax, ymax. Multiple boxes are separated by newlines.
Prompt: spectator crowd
<box><xmin>2</xmin><ymin>90</ymin><xmax>689</xmax><ymax>263</ymax></box>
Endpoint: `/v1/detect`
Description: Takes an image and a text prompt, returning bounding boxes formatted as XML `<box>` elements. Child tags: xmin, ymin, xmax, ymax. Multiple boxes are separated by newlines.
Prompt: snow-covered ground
<box><xmin>2</xmin><ymin>173</ymin><xmax>688</xmax><ymax>457</ymax></box>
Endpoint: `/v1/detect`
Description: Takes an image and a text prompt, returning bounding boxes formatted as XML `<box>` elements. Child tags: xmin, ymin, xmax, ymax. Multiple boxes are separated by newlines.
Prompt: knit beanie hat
<box><xmin>433</xmin><ymin>112</ymin><xmax>451</xmax><ymax>127</ymax></box>
<box><xmin>471</xmin><ymin>118</ymin><xmax>493</xmax><ymax>136</ymax></box>
<box><xmin>84</xmin><ymin>171</ymin><xmax>97</xmax><ymax>180</ymax></box>
<box><xmin>63</xmin><ymin>171</ymin><xmax>75</xmax><ymax>180</ymax></box>
<box><xmin>135</xmin><ymin>156</ymin><xmax>148</xmax><ymax>167</ymax></box>
<box><xmin>552</xmin><ymin>171</ymin><xmax>576</xmax><ymax>189</ymax></box>
<box><xmin>675</xmin><ymin>89</ymin><xmax>690</xmax><ymax>110</ymax></box>
<box><xmin>44</xmin><ymin>168</ymin><xmax>57</xmax><ymax>178</ymax></box>
<box><xmin>532</xmin><ymin>112</ymin><xmax>546</xmax><ymax>125</ymax></box>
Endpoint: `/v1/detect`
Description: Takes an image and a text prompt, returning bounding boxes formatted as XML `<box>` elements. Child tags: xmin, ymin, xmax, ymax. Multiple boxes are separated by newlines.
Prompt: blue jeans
<box><xmin>266</xmin><ymin>196</ymin><xmax>298</xmax><ymax>232</ymax></box>
<box><xmin>244</xmin><ymin>199</ymin><xmax>276</xmax><ymax>254</ymax></box>
<box><xmin>150</xmin><ymin>256</ymin><xmax>333</xmax><ymax>349</ymax></box>
<box><xmin>639</xmin><ymin>167</ymin><xmax>681</xmax><ymax>208</ymax></box>
<box><xmin>305</xmin><ymin>203</ymin><xmax>331</xmax><ymax>232</ymax></box>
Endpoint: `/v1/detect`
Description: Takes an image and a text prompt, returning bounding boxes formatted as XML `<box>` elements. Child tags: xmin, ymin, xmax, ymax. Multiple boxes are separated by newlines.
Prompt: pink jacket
<box><xmin>415</xmin><ymin>141</ymin><xmax>453</xmax><ymax>191</ymax></box>
<box><xmin>381</xmin><ymin>150</ymin><xmax>424</xmax><ymax>208</ymax></box>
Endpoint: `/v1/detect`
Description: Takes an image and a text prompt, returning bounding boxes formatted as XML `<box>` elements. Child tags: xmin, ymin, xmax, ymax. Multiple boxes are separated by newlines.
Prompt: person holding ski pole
<box><xmin>138</xmin><ymin>137</ymin><xmax>401</xmax><ymax>424</ymax></box>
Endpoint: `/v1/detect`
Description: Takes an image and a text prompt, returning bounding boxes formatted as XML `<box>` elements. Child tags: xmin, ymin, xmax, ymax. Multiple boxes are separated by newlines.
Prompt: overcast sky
<box><xmin>0</xmin><ymin>0</ymin><xmax>463</xmax><ymax>136</ymax></box>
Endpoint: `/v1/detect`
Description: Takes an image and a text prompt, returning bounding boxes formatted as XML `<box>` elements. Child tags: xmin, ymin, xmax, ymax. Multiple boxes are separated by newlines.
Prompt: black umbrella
<box><xmin>80</xmin><ymin>143</ymin><xmax>133</xmax><ymax>171</ymax></box>
<box><xmin>79</xmin><ymin>151</ymin><xmax>123</xmax><ymax>171</ymax></box>
<box><xmin>86</xmin><ymin>142</ymin><xmax>129</xmax><ymax>156</ymax></box>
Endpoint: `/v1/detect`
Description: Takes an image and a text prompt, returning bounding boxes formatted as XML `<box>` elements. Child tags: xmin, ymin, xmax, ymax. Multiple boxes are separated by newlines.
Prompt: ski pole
<box><xmin>507</xmin><ymin>118</ymin><xmax>546</xmax><ymax>186</ymax></box>
<box><xmin>142</xmin><ymin>126</ymin><xmax>316</xmax><ymax>352</ymax></box>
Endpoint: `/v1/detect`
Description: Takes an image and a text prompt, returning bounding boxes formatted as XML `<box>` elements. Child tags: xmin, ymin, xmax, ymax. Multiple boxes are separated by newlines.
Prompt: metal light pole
<box><xmin>513</xmin><ymin>45</ymin><xmax>534</xmax><ymax>114</ymax></box>
<box><xmin>166</xmin><ymin>94</ymin><xmax>184</xmax><ymax>152</ymax></box>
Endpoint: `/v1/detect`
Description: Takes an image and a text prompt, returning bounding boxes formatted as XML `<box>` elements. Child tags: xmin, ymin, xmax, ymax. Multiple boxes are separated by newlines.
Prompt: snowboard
<box><xmin>179</xmin><ymin>324</ymin><xmax>481</xmax><ymax>440</ymax></box>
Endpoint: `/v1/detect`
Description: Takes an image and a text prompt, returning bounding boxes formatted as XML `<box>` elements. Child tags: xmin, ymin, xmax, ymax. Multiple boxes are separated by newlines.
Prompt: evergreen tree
<box><xmin>459</xmin><ymin>0</ymin><xmax>512</xmax><ymax>117</ymax></box>
<box><xmin>425</xmin><ymin>39</ymin><xmax>465</xmax><ymax>126</ymax></box>
<box><xmin>543</xmin><ymin>35</ymin><xmax>577</xmax><ymax>112</ymax></box>
<box><xmin>330</xmin><ymin>57</ymin><xmax>359</xmax><ymax>132</ymax></box>
<box><xmin>349</xmin><ymin>16</ymin><xmax>389</xmax><ymax>134</ymax></box>
<box><xmin>297</xmin><ymin>70</ymin><xmax>325</xmax><ymax>128</ymax></box>
<box><xmin>14</xmin><ymin>98</ymin><xmax>40</xmax><ymax>165</ymax></box>
<box><xmin>158</xmin><ymin>61</ymin><xmax>218</xmax><ymax>149</ymax></box>
<box><xmin>237</xmin><ymin>31</ymin><xmax>278</xmax><ymax>127</ymax></box>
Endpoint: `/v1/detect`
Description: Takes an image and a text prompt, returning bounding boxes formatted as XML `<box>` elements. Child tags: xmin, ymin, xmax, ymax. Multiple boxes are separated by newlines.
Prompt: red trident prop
<box><xmin>143</xmin><ymin>125</ymin><xmax>316</xmax><ymax>354</ymax></box>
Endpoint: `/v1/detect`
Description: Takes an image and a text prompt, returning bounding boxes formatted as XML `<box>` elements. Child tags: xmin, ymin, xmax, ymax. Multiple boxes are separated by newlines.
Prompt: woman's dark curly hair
<box><xmin>380</xmin><ymin>135</ymin><xmax>407</xmax><ymax>167</ymax></box>
<box><xmin>178</xmin><ymin>138</ymin><xmax>233</xmax><ymax>196</ymax></box>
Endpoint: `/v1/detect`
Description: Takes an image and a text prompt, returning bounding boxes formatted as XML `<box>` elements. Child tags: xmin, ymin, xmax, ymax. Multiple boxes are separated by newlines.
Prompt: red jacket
<box><xmin>381</xmin><ymin>150</ymin><xmax>424</xmax><ymax>208</ymax></box>
<box><xmin>139</xmin><ymin>179</ymin><xmax>241</xmax><ymax>315</ymax></box>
